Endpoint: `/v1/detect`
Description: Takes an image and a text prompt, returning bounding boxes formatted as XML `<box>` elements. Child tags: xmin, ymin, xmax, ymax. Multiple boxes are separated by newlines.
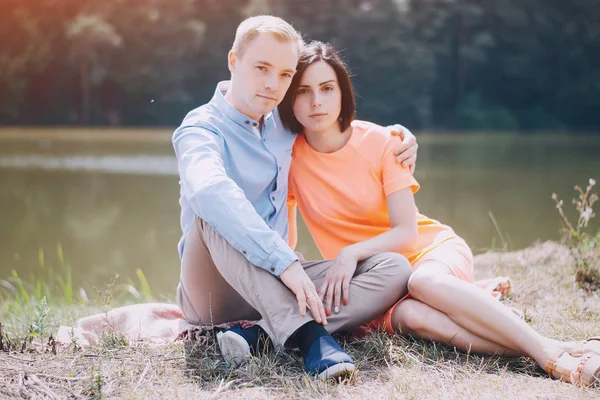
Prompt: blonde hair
<box><xmin>232</xmin><ymin>15</ymin><xmax>303</xmax><ymax>58</ymax></box>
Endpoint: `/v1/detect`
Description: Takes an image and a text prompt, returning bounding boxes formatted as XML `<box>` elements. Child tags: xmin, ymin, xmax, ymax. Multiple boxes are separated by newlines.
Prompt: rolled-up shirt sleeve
<box><xmin>173</xmin><ymin>124</ymin><xmax>297</xmax><ymax>276</ymax></box>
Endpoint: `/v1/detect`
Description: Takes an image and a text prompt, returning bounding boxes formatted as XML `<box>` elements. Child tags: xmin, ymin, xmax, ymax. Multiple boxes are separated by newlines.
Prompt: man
<box><xmin>173</xmin><ymin>15</ymin><xmax>417</xmax><ymax>379</ymax></box>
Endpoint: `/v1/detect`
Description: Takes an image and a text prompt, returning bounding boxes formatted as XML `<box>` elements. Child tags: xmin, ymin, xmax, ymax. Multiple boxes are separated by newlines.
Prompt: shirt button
<box><xmin>270</xmin><ymin>267</ymin><xmax>275</xmax><ymax>272</ymax></box>
<box><xmin>252</xmin><ymin>122</ymin><xmax>258</xmax><ymax>127</ymax></box>
<box><xmin>242</xmin><ymin>250</ymin><xmax>247</xmax><ymax>255</ymax></box>
<box><xmin>271</xmin><ymin>196</ymin><xmax>276</xmax><ymax>201</ymax></box>
<box><xmin>245</xmin><ymin>120</ymin><xmax>250</xmax><ymax>125</ymax></box>
<box><xmin>278</xmin><ymin>166</ymin><xmax>281</xmax><ymax>171</ymax></box>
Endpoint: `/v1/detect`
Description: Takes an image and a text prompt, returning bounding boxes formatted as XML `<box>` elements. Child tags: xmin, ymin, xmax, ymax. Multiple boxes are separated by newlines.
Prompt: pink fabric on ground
<box><xmin>56</xmin><ymin>303</ymin><xmax>203</xmax><ymax>347</ymax></box>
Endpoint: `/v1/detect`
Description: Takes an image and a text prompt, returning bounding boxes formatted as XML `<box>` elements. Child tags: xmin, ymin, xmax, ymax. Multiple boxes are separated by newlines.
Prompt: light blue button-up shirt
<box><xmin>172</xmin><ymin>81</ymin><xmax>298</xmax><ymax>276</ymax></box>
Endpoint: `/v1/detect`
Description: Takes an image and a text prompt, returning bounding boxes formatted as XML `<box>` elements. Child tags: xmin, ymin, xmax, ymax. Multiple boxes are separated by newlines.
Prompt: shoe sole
<box><xmin>216</xmin><ymin>331</ymin><xmax>250</xmax><ymax>366</ymax></box>
<box><xmin>317</xmin><ymin>362</ymin><xmax>355</xmax><ymax>380</ymax></box>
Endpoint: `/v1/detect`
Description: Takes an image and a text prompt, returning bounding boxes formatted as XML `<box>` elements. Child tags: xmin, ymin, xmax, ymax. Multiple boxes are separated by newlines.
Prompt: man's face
<box><xmin>228</xmin><ymin>34</ymin><xmax>298</xmax><ymax>120</ymax></box>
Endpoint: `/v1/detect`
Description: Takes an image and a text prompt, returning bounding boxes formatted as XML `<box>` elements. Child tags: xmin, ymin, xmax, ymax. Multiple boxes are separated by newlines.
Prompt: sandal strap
<box><xmin>569</xmin><ymin>336</ymin><xmax>600</xmax><ymax>356</ymax></box>
<box><xmin>572</xmin><ymin>342</ymin><xmax>585</xmax><ymax>355</ymax></box>
<box><xmin>545</xmin><ymin>349</ymin><xmax>567</xmax><ymax>375</ymax></box>
<box><xmin>572</xmin><ymin>354</ymin><xmax>593</xmax><ymax>386</ymax></box>
<box><xmin>547</xmin><ymin>350</ymin><xmax>600</xmax><ymax>387</ymax></box>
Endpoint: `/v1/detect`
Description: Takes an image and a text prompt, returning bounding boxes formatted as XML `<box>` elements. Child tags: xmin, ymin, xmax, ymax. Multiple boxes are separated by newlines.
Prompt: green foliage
<box><xmin>0</xmin><ymin>245</ymin><xmax>153</xmax><ymax>350</ymax></box>
<box><xmin>1</xmin><ymin>245</ymin><xmax>76</xmax><ymax>307</ymax></box>
<box><xmin>100</xmin><ymin>327</ymin><xmax>129</xmax><ymax>349</ymax></box>
<box><xmin>0</xmin><ymin>1</ymin><xmax>54</xmax><ymax>119</ymax></box>
<box><xmin>83</xmin><ymin>364</ymin><xmax>105</xmax><ymax>400</ymax></box>
<box><xmin>574</xmin><ymin>232</ymin><xmax>600</xmax><ymax>289</ymax></box>
<box><xmin>456</xmin><ymin>94</ymin><xmax>519</xmax><ymax>131</ymax></box>
<box><xmin>0</xmin><ymin>244</ymin><xmax>153</xmax><ymax>308</ymax></box>
<box><xmin>0</xmin><ymin>0</ymin><xmax>599</xmax><ymax>129</ymax></box>
<box><xmin>132</xmin><ymin>269</ymin><xmax>152</xmax><ymax>302</ymax></box>
<box><xmin>29</xmin><ymin>296</ymin><xmax>51</xmax><ymax>341</ymax></box>
<box><xmin>552</xmin><ymin>179</ymin><xmax>599</xmax><ymax>290</ymax></box>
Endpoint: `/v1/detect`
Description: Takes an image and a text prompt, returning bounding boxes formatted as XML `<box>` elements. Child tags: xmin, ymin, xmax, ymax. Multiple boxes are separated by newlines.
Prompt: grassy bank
<box><xmin>1</xmin><ymin>241</ymin><xmax>599</xmax><ymax>399</ymax></box>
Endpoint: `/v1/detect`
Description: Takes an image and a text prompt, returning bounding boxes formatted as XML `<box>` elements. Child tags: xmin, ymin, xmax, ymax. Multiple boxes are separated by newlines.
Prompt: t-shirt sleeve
<box><xmin>381</xmin><ymin>136</ymin><xmax>420</xmax><ymax>197</ymax></box>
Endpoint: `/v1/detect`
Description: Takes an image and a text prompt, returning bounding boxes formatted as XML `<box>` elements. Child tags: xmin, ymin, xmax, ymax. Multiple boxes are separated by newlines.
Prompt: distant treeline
<box><xmin>1</xmin><ymin>0</ymin><xmax>599</xmax><ymax>132</ymax></box>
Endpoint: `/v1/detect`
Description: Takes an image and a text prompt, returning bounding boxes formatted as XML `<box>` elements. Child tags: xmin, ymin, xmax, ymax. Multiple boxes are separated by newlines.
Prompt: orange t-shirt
<box><xmin>288</xmin><ymin>120</ymin><xmax>459</xmax><ymax>264</ymax></box>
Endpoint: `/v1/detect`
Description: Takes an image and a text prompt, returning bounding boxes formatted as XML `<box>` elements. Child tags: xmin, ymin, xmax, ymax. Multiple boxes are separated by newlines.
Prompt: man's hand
<box><xmin>280</xmin><ymin>261</ymin><xmax>328</xmax><ymax>325</ymax></box>
<box><xmin>389</xmin><ymin>124</ymin><xmax>418</xmax><ymax>175</ymax></box>
<box><xmin>318</xmin><ymin>247</ymin><xmax>358</xmax><ymax>316</ymax></box>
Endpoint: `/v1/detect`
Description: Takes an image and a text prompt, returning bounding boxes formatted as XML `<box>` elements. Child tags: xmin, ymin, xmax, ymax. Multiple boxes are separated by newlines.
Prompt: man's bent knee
<box><xmin>374</xmin><ymin>252</ymin><xmax>413</xmax><ymax>290</ymax></box>
<box><xmin>176</xmin><ymin>281</ymin><xmax>201</xmax><ymax>325</ymax></box>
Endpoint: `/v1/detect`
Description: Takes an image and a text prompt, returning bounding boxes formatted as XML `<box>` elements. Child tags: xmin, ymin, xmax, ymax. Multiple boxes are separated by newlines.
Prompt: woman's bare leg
<box><xmin>391</xmin><ymin>299</ymin><xmax>521</xmax><ymax>356</ymax></box>
<box><xmin>400</xmin><ymin>262</ymin><xmax>569</xmax><ymax>369</ymax></box>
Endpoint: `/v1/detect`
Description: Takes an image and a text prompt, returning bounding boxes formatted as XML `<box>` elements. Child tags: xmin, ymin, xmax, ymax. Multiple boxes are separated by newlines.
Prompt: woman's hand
<box><xmin>318</xmin><ymin>247</ymin><xmax>359</xmax><ymax>316</ymax></box>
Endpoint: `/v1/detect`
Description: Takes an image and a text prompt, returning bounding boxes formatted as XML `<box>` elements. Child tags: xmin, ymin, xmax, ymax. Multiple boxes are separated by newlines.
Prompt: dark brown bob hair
<box><xmin>279</xmin><ymin>41</ymin><xmax>356</xmax><ymax>133</ymax></box>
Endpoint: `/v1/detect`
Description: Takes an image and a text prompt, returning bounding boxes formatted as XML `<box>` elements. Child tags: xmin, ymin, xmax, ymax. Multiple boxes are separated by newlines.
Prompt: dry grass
<box><xmin>1</xmin><ymin>241</ymin><xmax>600</xmax><ymax>399</ymax></box>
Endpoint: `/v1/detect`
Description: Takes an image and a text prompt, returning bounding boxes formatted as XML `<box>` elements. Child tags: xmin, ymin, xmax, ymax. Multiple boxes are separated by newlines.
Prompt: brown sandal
<box><xmin>569</xmin><ymin>336</ymin><xmax>600</xmax><ymax>357</ymax></box>
<box><xmin>546</xmin><ymin>350</ymin><xmax>600</xmax><ymax>387</ymax></box>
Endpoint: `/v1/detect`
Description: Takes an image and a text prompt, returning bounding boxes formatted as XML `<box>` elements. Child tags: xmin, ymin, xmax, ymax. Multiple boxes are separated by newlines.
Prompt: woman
<box><xmin>278</xmin><ymin>41</ymin><xmax>600</xmax><ymax>387</ymax></box>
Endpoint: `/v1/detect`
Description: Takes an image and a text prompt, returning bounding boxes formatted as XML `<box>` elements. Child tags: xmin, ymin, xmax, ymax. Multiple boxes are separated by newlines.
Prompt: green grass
<box><xmin>1</xmin><ymin>241</ymin><xmax>599</xmax><ymax>399</ymax></box>
<box><xmin>0</xmin><ymin>246</ymin><xmax>155</xmax><ymax>346</ymax></box>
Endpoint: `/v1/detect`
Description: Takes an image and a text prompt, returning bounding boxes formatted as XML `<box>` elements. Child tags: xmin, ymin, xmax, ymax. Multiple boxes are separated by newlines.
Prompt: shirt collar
<box><xmin>211</xmin><ymin>81</ymin><xmax>274</xmax><ymax>126</ymax></box>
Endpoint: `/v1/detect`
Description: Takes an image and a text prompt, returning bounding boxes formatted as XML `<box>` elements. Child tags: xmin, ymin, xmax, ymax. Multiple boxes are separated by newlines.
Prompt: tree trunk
<box><xmin>81</xmin><ymin>61</ymin><xmax>90</xmax><ymax>124</ymax></box>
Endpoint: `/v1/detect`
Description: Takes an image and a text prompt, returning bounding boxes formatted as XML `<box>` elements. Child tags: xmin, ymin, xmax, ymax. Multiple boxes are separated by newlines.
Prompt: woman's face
<box><xmin>292</xmin><ymin>60</ymin><xmax>342</xmax><ymax>133</ymax></box>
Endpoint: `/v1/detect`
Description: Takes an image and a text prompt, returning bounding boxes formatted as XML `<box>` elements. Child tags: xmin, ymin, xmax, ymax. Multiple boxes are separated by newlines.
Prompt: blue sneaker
<box><xmin>216</xmin><ymin>324</ymin><xmax>271</xmax><ymax>366</ymax></box>
<box><xmin>304</xmin><ymin>336</ymin><xmax>355</xmax><ymax>379</ymax></box>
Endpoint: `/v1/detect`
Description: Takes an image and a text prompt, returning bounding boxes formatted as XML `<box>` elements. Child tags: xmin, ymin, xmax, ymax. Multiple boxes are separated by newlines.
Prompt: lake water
<box><xmin>1</xmin><ymin>129</ymin><xmax>598</xmax><ymax>298</ymax></box>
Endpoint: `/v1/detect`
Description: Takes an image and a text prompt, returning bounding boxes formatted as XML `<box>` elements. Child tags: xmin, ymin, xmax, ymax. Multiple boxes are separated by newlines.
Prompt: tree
<box><xmin>66</xmin><ymin>14</ymin><xmax>122</xmax><ymax>124</ymax></box>
<box><xmin>0</xmin><ymin>1</ymin><xmax>53</xmax><ymax>121</ymax></box>
<box><xmin>0</xmin><ymin>0</ymin><xmax>598</xmax><ymax>131</ymax></box>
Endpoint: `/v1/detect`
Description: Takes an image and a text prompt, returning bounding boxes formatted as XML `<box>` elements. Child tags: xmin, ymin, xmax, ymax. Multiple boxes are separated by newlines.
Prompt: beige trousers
<box><xmin>177</xmin><ymin>216</ymin><xmax>411</xmax><ymax>347</ymax></box>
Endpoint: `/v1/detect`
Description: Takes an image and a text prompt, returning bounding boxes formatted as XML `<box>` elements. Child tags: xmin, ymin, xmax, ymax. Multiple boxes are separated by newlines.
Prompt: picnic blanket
<box><xmin>55</xmin><ymin>276</ymin><xmax>513</xmax><ymax>348</ymax></box>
